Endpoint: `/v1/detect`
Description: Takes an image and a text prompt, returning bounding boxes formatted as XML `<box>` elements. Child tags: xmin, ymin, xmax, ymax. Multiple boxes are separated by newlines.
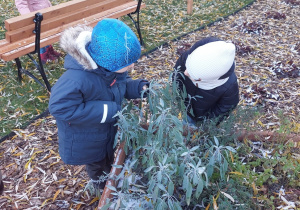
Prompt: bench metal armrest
<box><xmin>128</xmin><ymin>0</ymin><xmax>144</xmax><ymax>45</ymax></box>
<box><xmin>130</xmin><ymin>0</ymin><xmax>143</xmax><ymax>15</ymax></box>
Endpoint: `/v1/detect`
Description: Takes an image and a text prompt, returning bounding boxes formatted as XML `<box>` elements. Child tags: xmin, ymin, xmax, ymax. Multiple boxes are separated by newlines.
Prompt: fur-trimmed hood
<box><xmin>60</xmin><ymin>25</ymin><xmax>98</xmax><ymax>70</ymax></box>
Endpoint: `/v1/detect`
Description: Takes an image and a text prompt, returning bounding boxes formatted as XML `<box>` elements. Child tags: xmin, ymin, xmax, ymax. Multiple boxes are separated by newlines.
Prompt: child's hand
<box><xmin>142</xmin><ymin>85</ymin><xmax>148</xmax><ymax>90</ymax></box>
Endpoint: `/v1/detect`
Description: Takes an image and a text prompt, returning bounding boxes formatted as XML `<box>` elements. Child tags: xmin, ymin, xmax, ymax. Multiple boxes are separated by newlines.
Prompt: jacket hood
<box><xmin>60</xmin><ymin>25</ymin><xmax>98</xmax><ymax>70</ymax></box>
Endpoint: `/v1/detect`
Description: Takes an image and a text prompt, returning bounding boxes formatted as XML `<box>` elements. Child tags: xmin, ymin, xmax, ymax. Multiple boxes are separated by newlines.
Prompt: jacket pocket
<box><xmin>70</xmin><ymin>132</ymin><xmax>108</xmax><ymax>163</ymax></box>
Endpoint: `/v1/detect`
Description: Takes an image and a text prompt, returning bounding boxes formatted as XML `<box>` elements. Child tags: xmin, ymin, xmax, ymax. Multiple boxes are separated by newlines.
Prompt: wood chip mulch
<box><xmin>0</xmin><ymin>0</ymin><xmax>299</xmax><ymax>209</ymax></box>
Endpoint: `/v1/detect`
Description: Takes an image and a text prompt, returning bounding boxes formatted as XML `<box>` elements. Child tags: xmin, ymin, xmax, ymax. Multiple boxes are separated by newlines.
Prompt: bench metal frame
<box><xmin>15</xmin><ymin>0</ymin><xmax>144</xmax><ymax>93</ymax></box>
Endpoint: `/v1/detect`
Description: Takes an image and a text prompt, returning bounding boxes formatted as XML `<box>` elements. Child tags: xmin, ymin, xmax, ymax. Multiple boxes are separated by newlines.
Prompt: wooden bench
<box><xmin>0</xmin><ymin>0</ymin><xmax>146</xmax><ymax>92</ymax></box>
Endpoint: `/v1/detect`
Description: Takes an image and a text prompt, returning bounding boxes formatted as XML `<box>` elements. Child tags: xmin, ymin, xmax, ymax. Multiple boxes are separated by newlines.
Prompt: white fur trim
<box><xmin>76</xmin><ymin>31</ymin><xmax>98</xmax><ymax>69</ymax></box>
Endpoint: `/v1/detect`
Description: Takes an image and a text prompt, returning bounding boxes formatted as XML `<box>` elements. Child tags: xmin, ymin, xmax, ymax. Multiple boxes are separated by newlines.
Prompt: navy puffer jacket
<box><xmin>49</xmin><ymin>26</ymin><xmax>148</xmax><ymax>165</ymax></box>
<box><xmin>174</xmin><ymin>37</ymin><xmax>239</xmax><ymax>122</ymax></box>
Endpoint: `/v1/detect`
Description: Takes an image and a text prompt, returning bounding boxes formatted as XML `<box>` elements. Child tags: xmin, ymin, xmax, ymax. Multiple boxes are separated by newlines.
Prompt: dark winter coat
<box><xmin>49</xmin><ymin>26</ymin><xmax>148</xmax><ymax>165</ymax></box>
<box><xmin>174</xmin><ymin>37</ymin><xmax>239</xmax><ymax>122</ymax></box>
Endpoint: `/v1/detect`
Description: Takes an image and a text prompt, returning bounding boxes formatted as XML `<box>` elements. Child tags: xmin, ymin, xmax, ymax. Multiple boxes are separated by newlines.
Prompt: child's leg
<box><xmin>40</xmin><ymin>46</ymin><xmax>49</xmax><ymax>54</ymax></box>
<box><xmin>0</xmin><ymin>182</ymin><xmax>3</xmax><ymax>195</ymax></box>
<box><xmin>85</xmin><ymin>155</ymin><xmax>112</xmax><ymax>190</ymax></box>
<box><xmin>40</xmin><ymin>46</ymin><xmax>50</xmax><ymax>63</ymax></box>
<box><xmin>85</xmin><ymin>157</ymin><xmax>111</xmax><ymax>180</ymax></box>
<box><xmin>183</xmin><ymin>115</ymin><xmax>197</xmax><ymax>128</ymax></box>
<box><xmin>40</xmin><ymin>45</ymin><xmax>60</xmax><ymax>63</ymax></box>
<box><xmin>0</xmin><ymin>170</ymin><xmax>3</xmax><ymax>195</ymax></box>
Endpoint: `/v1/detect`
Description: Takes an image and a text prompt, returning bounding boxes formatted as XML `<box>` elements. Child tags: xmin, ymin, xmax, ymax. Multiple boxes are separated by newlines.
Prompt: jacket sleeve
<box><xmin>125</xmin><ymin>76</ymin><xmax>149</xmax><ymax>99</ymax></box>
<box><xmin>209</xmin><ymin>80</ymin><xmax>239</xmax><ymax>120</ymax></box>
<box><xmin>15</xmin><ymin>0</ymin><xmax>31</xmax><ymax>14</ymax></box>
<box><xmin>49</xmin><ymin>79</ymin><xmax>119</xmax><ymax>125</ymax></box>
<box><xmin>173</xmin><ymin>49</ymin><xmax>189</xmax><ymax>93</ymax></box>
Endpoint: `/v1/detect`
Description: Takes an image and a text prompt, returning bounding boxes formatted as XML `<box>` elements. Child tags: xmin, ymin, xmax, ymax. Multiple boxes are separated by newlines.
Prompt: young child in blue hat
<box><xmin>174</xmin><ymin>37</ymin><xmax>239</xmax><ymax>125</ymax></box>
<box><xmin>49</xmin><ymin>19</ymin><xmax>149</xmax><ymax>191</ymax></box>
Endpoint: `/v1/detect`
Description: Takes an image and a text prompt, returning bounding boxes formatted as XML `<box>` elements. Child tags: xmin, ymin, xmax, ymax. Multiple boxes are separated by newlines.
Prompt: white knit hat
<box><xmin>186</xmin><ymin>41</ymin><xmax>236</xmax><ymax>90</ymax></box>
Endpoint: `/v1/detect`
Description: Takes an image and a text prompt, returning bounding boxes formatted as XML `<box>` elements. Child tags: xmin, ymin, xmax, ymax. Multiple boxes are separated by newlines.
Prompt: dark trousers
<box><xmin>0</xmin><ymin>170</ymin><xmax>3</xmax><ymax>195</ymax></box>
<box><xmin>85</xmin><ymin>155</ymin><xmax>113</xmax><ymax>180</ymax></box>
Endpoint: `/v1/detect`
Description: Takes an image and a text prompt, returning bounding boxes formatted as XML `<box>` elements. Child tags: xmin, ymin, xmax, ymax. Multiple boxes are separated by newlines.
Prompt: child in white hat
<box><xmin>174</xmin><ymin>37</ymin><xmax>239</xmax><ymax>125</ymax></box>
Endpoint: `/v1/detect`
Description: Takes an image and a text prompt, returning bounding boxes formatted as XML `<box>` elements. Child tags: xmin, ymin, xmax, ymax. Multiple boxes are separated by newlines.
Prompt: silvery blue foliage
<box><xmin>111</xmin><ymin>71</ymin><xmax>237</xmax><ymax>209</ymax></box>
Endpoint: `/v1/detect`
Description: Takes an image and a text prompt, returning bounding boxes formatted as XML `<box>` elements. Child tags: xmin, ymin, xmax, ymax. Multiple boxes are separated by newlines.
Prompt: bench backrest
<box><xmin>5</xmin><ymin>0</ymin><xmax>131</xmax><ymax>42</ymax></box>
<box><xmin>0</xmin><ymin>0</ymin><xmax>145</xmax><ymax>61</ymax></box>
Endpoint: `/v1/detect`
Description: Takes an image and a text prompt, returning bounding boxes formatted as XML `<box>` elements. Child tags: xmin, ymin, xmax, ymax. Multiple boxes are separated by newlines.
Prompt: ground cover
<box><xmin>0</xmin><ymin>0</ymin><xmax>299</xmax><ymax>209</ymax></box>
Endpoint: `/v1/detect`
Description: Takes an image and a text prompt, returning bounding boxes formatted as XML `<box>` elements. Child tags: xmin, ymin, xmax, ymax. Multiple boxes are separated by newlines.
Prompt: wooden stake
<box><xmin>187</xmin><ymin>0</ymin><xmax>193</xmax><ymax>15</ymax></box>
<box><xmin>98</xmin><ymin>141</ymin><xmax>126</xmax><ymax>208</ymax></box>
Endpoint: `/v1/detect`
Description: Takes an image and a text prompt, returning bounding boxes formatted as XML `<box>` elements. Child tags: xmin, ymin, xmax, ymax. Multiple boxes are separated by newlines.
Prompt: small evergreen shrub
<box><xmin>102</xmin><ymin>72</ymin><xmax>258</xmax><ymax>210</ymax></box>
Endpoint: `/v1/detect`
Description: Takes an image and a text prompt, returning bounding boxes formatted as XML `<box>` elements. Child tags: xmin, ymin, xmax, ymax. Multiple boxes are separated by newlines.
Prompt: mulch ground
<box><xmin>0</xmin><ymin>0</ymin><xmax>299</xmax><ymax>209</ymax></box>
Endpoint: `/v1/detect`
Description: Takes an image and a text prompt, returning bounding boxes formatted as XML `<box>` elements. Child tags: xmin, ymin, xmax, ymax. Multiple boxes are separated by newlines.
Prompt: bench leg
<box><xmin>13</xmin><ymin>12</ymin><xmax>52</xmax><ymax>92</ymax></box>
<box><xmin>127</xmin><ymin>13</ymin><xmax>144</xmax><ymax>46</ymax></box>
<box><xmin>15</xmin><ymin>57</ymin><xmax>46</xmax><ymax>88</ymax></box>
<box><xmin>128</xmin><ymin>0</ymin><xmax>144</xmax><ymax>46</ymax></box>
<box><xmin>28</xmin><ymin>54</ymin><xmax>52</xmax><ymax>92</ymax></box>
<box><xmin>15</xmin><ymin>58</ymin><xmax>23</xmax><ymax>82</ymax></box>
<box><xmin>33</xmin><ymin>12</ymin><xmax>51</xmax><ymax>92</ymax></box>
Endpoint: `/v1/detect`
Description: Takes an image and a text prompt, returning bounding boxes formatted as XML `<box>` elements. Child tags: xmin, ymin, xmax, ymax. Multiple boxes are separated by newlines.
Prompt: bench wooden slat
<box><xmin>5</xmin><ymin>0</ymin><xmax>126</xmax><ymax>43</ymax></box>
<box><xmin>0</xmin><ymin>2</ymin><xmax>146</xmax><ymax>61</ymax></box>
<box><xmin>0</xmin><ymin>40</ymin><xmax>9</xmax><ymax>48</ymax></box>
<box><xmin>5</xmin><ymin>0</ymin><xmax>131</xmax><ymax>31</ymax></box>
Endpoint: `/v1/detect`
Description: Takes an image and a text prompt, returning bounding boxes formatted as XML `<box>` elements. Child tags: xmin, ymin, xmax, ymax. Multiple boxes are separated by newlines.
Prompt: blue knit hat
<box><xmin>87</xmin><ymin>18</ymin><xmax>141</xmax><ymax>72</ymax></box>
